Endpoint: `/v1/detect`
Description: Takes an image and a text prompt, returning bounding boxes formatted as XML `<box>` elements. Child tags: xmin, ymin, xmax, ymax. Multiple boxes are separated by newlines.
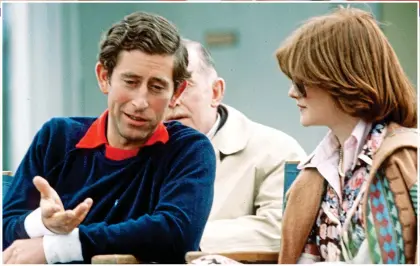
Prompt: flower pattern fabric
<box><xmin>311</xmin><ymin>123</ymin><xmax>387</xmax><ymax>262</ymax></box>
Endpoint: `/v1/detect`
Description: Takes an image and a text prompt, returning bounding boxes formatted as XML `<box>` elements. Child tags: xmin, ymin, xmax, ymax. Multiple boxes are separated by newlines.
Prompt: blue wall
<box><xmin>78</xmin><ymin>3</ymin><xmax>381</xmax><ymax>153</ymax></box>
<box><xmin>3</xmin><ymin>2</ymin><xmax>416</xmax><ymax>171</ymax></box>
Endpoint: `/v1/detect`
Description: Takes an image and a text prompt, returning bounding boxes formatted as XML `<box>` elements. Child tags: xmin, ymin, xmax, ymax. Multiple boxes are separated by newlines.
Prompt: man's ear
<box><xmin>96</xmin><ymin>62</ymin><xmax>110</xmax><ymax>94</ymax></box>
<box><xmin>169</xmin><ymin>80</ymin><xmax>187</xmax><ymax>107</ymax></box>
<box><xmin>211</xmin><ymin>78</ymin><xmax>225</xmax><ymax>107</ymax></box>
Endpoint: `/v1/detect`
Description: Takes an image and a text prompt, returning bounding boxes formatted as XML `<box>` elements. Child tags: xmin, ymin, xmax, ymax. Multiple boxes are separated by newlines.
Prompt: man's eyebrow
<box><xmin>121</xmin><ymin>73</ymin><xmax>141</xmax><ymax>79</ymax></box>
<box><xmin>120</xmin><ymin>73</ymin><xmax>171</xmax><ymax>87</ymax></box>
<box><xmin>150</xmin><ymin>77</ymin><xmax>170</xmax><ymax>87</ymax></box>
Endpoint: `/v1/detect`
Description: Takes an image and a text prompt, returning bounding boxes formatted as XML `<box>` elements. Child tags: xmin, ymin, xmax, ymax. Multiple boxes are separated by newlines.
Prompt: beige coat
<box><xmin>200</xmin><ymin>105</ymin><xmax>306</xmax><ymax>252</ymax></box>
<box><xmin>279</xmin><ymin>123</ymin><xmax>418</xmax><ymax>264</ymax></box>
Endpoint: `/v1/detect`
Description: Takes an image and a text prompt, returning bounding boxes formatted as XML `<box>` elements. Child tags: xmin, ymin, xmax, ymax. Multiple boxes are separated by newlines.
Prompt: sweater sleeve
<box><xmin>2</xmin><ymin>121</ymin><xmax>52</xmax><ymax>249</ymax></box>
<box><xmin>78</xmin><ymin>135</ymin><xmax>216</xmax><ymax>263</ymax></box>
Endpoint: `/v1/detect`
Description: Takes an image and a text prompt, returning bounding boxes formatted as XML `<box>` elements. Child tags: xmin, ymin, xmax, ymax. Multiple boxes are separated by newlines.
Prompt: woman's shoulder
<box><xmin>370</xmin><ymin>122</ymin><xmax>417</xmax><ymax>188</ymax></box>
<box><xmin>385</xmin><ymin>122</ymin><xmax>418</xmax><ymax>138</ymax></box>
<box><xmin>375</xmin><ymin>123</ymin><xmax>417</xmax><ymax>162</ymax></box>
<box><xmin>376</xmin><ymin>122</ymin><xmax>417</xmax><ymax>188</ymax></box>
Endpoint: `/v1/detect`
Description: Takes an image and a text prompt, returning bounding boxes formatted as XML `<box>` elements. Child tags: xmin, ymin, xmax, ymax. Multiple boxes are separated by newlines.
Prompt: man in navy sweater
<box><xmin>2</xmin><ymin>11</ymin><xmax>216</xmax><ymax>264</ymax></box>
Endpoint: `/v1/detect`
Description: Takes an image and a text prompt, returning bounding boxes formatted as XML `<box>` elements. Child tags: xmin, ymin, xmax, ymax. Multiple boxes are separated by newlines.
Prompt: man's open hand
<box><xmin>3</xmin><ymin>238</ymin><xmax>46</xmax><ymax>264</ymax></box>
<box><xmin>33</xmin><ymin>176</ymin><xmax>93</xmax><ymax>234</ymax></box>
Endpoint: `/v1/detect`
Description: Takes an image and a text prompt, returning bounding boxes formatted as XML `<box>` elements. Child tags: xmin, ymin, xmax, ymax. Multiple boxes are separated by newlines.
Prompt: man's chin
<box><xmin>175</xmin><ymin>118</ymin><xmax>194</xmax><ymax>127</ymax></box>
<box><xmin>123</xmin><ymin>135</ymin><xmax>148</xmax><ymax>143</ymax></box>
<box><xmin>166</xmin><ymin>116</ymin><xmax>187</xmax><ymax>124</ymax></box>
<box><xmin>119</xmin><ymin>128</ymin><xmax>153</xmax><ymax>143</ymax></box>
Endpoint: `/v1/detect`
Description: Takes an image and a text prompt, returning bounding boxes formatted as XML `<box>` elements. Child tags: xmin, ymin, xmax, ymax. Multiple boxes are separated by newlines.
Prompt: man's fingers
<box><xmin>3</xmin><ymin>247</ymin><xmax>13</xmax><ymax>264</ymax></box>
<box><xmin>5</xmin><ymin>255</ymin><xmax>16</xmax><ymax>264</ymax></box>
<box><xmin>51</xmin><ymin>210</ymin><xmax>76</xmax><ymax>222</ymax></box>
<box><xmin>47</xmin><ymin>211</ymin><xmax>77</xmax><ymax>233</ymax></box>
<box><xmin>48</xmin><ymin>200</ymin><xmax>93</xmax><ymax>233</ymax></box>
<box><xmin>33</xmin><ymin>176</ymin><xmax>52</xmax><ymax>199</ymax></box>
<box><xmin>34</xmin><ymin>176</ymin><xmax>64</xmax><ymax>210</ymax></box>
<box><xmin>74</xmin><ymin>198</ymin><xmax>93</xmax><ymax>226</ymax></box>
<box><xmin>84</xmin><ymin>198</ymin><xmax>93</xmax><ymax>208</ymax></box>
<box><xmin>43</xmin><ymin>198</ymin><xmax>93</xmax><ymax>234</ymax></box>
<box><xmin>65</xmin><ymin>210</ymin><xmax>76</xmax><ymax>220</ymax></box>
<box><xmin>3</xmin><ymin>244</ymin><xmax>19</xmax><ymax>264</ymax></box>
<box><xmin>73</xmin><ymin>198</ymin><xmax>93</xmax><ymax>219</ymax></box>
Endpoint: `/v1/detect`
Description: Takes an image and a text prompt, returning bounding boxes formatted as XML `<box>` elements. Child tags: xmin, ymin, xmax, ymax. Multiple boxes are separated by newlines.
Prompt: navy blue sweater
<box><xmin>3</xmin><ymin>117</ymin><xmax>216</xmax><ymax>263</ymax></box>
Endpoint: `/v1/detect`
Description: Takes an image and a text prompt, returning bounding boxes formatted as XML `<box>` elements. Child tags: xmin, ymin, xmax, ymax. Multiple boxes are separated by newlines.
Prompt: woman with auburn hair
<box><xmin>276</xmin><ymin>6</ymin><xmax>417</xmax><ymax>264</ymax></box>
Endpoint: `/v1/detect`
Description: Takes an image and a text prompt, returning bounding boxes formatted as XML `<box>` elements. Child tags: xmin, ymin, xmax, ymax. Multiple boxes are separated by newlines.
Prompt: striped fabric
<box><xmin>410</xmin><ymin>183</ymin><xmax>418</xmax><ymax>216</ymax></box>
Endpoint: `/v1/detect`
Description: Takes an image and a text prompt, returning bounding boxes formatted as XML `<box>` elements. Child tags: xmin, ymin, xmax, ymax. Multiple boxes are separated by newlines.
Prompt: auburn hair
<box><xmin>276</xmin><ymin>6</ymin><xmax>417</xmax><ymax>127</ymax></box>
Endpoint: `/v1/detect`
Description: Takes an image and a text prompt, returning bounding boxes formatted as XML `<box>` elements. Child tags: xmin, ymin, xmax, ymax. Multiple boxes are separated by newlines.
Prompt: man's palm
<box><xmin>33</xmin><ymin>176</ymin><xmax>93</xmax><ymax>234</ymax></box>
<box><xmin>33</xmin><ymin>176</ymin><xmax>65</xmax><ymax>218</ymax></box>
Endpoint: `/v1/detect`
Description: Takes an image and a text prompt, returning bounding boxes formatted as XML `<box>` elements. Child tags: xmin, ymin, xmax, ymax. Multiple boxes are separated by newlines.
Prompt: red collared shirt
<box><xmin>76</xmin><ymin>110</ymin><xmax>169</xmax><ymax>161</ymax></box>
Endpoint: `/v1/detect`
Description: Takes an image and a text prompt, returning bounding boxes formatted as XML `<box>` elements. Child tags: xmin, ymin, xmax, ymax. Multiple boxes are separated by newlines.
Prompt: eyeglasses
<box><xmin>292</xmin><ymin>81</ymin><xmax>306</xmax><ymax>97</ymax></box>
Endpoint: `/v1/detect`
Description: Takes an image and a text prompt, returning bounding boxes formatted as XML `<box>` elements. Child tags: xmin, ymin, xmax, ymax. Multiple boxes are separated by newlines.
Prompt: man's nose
<box><xmin>131</xmin><ymin>86</ymin><xmax>149</xmax><ymax>110</ymax></box>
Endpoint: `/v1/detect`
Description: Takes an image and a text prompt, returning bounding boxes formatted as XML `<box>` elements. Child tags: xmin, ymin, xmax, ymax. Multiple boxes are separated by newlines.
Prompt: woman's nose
<box><xmin>288</xmin><ymin>85</ymin><xmax>299</xmax><ymax>99</ymax></box>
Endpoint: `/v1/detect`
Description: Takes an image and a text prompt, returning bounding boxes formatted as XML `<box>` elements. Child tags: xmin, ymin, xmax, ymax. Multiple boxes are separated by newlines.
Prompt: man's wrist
<box><xmin>24</xmin><ymin>208</ymin><xmax>56</xmax><ymax>238</ymax></box>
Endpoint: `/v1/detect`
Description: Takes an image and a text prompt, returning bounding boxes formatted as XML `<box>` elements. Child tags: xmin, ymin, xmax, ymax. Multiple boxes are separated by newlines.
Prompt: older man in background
<box><xmin>165</xmin><ymin>39</ymin><xmax>306</xmax><ymax>252</ymax></box>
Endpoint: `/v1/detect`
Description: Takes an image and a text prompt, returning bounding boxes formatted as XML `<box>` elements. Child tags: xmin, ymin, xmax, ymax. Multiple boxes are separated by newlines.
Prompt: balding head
<box><xmin>164</xmin><ymin>38</ymin><xmax>225</xmax><ymax>135</ymax></box>
<box><xmin>182</xmin><ymin>39</ymin><xmax>218</xmax><ymax>83</ymax></box>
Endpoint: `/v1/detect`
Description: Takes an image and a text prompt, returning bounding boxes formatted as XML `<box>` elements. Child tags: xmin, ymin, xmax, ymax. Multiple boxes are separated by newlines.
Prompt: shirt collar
<box><xmin>298</xmin><ymin>130</ymin><xmax>338</xmax><ymax>169</ymax></box>
<box><xmin>350</xmin><ymin>120</ymin><xmax>372</xmax><ymax>156</ymax></box>
<box><xmin>298</xmin><ymin>119</ymin><xmax>371</xmax><ymax>169</ymax></box>
<box><xmin>206</xmin><ymin>113</ymin><xmax>221</xmax><ymax>140</ymax></box>
<box><xmin>76</xmin><ymin>109</ymin><xmax>169</xmax><ymax>149</ymax></box>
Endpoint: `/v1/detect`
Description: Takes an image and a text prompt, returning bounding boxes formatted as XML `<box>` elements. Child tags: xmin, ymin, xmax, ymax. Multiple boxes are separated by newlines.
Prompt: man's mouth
<box><xmin>166</xmin><ymin>115</ymin><xmax>188</xmax><ymax>120</ymax></box>
<box><xmin>125</xmin><ymin>113</ymin><xmax>147</xmax><ymax>122</ymax></box>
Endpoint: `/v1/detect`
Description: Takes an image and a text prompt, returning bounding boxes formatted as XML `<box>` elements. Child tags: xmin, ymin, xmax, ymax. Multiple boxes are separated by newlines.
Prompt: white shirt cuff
<box><xmin>43</xmin><ymin>228</ymin><xmax>83</xmax><ymax>264</ymax></box>
<box><xmin>24</xmin><ymin>208</ymin><xmax>56</xmax><ymax>238</ymax></box>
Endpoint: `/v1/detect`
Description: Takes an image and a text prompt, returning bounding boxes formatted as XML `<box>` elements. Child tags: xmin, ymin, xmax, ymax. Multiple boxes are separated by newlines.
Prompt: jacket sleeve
<box><xmin>200</xmin><ymin>141</ymin><xmax>306</xmax><ymax>252</ymax></box>
<box><xmin>385</xmin><ymin>147</ymin><xmax>417</xmax><ymax>264</ymax></box>
<box><xmin>78</xmin><ymin>136</ymin><xmax>216</xmax><ymax>263</ymax></box>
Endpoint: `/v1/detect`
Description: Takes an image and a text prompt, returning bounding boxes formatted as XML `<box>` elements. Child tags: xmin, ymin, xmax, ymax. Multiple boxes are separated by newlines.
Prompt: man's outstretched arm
<box><xmin>4</xmin><ymin>135</ymin><xmax>216</xmax><ymax>264</ymax></box>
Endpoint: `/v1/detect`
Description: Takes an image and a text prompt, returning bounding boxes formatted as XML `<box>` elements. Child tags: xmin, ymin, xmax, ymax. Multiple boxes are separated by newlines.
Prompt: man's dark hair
<box><xmin>98</xmin><ymin>11</ymin><xmax>191</xmax><ymax>89</ymax></box>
